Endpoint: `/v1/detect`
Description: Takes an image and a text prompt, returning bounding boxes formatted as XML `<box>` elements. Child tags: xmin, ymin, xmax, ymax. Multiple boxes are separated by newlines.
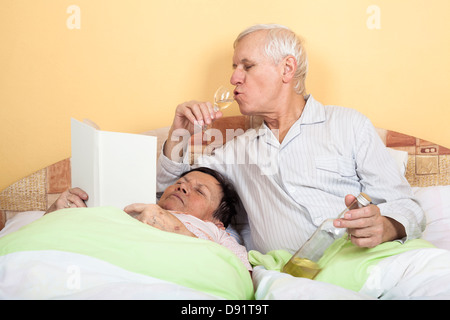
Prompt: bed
<box><xmin>1</xmin><ymin>115</ymin><xmax>449</xmax><ymax>300</ymax></box>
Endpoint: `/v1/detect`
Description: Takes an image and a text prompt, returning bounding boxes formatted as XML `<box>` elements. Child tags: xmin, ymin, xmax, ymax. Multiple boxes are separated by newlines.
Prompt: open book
<box><xmin>71</xmin><ymin>118</ymin><xmax>157</xmax><ymax>209</ymax></box>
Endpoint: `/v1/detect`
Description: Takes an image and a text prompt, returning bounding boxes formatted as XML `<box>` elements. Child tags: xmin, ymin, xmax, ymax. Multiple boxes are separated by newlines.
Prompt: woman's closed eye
<box><xmin>195</xmin><ymin>187</ymin><xmax>207</xmax><ymax>196</ymax></box>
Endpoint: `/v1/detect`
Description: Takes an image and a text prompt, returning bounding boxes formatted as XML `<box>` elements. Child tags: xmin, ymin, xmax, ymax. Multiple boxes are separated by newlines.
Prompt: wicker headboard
<box><xmin>1</xmin><ymin>115</ymin><xmax>449</xmax><ymax>230</ymax></box>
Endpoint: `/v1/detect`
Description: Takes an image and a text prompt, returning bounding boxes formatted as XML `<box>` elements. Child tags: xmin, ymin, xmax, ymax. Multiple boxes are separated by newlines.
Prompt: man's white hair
<box><xmin>234</xmin><ymin>24</ymin><xmax>308</xmax><ymax>95</ymax></box>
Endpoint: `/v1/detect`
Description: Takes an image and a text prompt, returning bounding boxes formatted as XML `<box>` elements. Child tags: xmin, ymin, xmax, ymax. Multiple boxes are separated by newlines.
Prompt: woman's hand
<box><xmin>45</xmin><ymin>187</ymin><xmax>88</xmax><ymax>214</ymax></box>
<box><xmin>124</xmin><ymin>203</ymin><xmax>195</xmax><ymax>237</ymax></box>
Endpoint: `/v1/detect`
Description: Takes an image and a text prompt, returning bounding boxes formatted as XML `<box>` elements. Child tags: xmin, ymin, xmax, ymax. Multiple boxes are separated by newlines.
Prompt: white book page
<box><xmin>98</xmin><ymin>130</ymin><xmax>157</xmax><ymax>209</ymax></box>
<box><xmin>70</xmin><ymin>118</ymin><xmax>99</xmax><ymax>207</ymax></box>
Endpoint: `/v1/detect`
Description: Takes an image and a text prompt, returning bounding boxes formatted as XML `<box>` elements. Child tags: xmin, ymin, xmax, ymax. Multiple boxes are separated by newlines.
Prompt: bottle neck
<box><xmin>336</xmin><ymin>193</ymin><xmax>371</xmax><ymax>219</ymax></box>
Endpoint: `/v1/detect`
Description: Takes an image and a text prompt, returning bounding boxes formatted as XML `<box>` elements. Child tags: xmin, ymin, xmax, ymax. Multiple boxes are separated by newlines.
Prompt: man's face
<box><xmin>158</xmin><ymin>171</ymin><xmax>223</xmax><ymax>223</ymax></box>
<box><xmin>231</xmin><ymin>30</ymin><xmax>284</xmax><ymax>115</ymax></box>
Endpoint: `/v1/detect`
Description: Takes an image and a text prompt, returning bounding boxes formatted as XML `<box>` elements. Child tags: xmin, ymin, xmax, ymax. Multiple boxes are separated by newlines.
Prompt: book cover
<box><xmin>71</xmin><ymin>118</ymin><xmax>157</xmax><ymax>209</ymax></box>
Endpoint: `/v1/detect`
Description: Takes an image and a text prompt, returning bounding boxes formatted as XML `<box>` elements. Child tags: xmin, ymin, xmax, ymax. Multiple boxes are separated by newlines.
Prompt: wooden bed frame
<box><xmin>1</xmin><ymin>115</ymin><xmax>449</xmax><ymax>230</ymax></box>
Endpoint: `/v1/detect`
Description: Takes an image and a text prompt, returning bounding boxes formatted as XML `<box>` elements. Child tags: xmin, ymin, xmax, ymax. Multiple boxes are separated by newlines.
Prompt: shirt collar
<box><xmin>297</xmin><ymin>94</ymin><xmax>326</xmax><ymax>125</ymax></box>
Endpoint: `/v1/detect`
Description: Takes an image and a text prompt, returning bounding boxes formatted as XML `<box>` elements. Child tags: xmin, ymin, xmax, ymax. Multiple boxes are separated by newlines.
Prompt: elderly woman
<box><xmin>47</xmin><ymin>167</ymin><xmax>251</xmax><ymax>271</ymax></box>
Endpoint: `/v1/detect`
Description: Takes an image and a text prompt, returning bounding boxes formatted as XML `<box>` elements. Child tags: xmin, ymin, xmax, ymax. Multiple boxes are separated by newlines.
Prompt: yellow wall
<box><xmin>1</xmin><ymin>0</ymin><xmax>449</xmax><ymax>191</ymax></box>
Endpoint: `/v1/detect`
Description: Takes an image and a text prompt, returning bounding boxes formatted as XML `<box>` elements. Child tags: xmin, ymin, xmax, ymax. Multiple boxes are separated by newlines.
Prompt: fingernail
<box><xmin>345</xmin><ymin>213</ymin><xmax>351</xmax><ymax>219</ymax></box>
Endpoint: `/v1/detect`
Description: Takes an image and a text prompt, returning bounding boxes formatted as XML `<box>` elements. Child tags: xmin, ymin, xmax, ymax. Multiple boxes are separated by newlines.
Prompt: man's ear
<box><xmin>282</xmin><ymin>55</ymin><xmax>297</xmax><ymax>83</ymax></box>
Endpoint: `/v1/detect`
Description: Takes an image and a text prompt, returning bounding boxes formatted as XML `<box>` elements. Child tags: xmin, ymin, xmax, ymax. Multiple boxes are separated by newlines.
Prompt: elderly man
<box><xmin>157</xmin><ymin>24</ymin><xmax>425</xmax><ymax>254</ymax></box>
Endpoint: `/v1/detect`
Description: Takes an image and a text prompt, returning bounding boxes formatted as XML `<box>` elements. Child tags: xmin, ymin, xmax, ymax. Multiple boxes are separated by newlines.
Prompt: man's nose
<box><xmin>230</xmin><ymin>68</ymin><xmax>244</xmax><ymax>86</ymax></box>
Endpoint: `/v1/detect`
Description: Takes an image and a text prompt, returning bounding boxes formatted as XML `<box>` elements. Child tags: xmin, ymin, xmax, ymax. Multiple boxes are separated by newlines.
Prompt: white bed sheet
<box><xmin>0</xmin><ymin>250</ymin><xmax>221</xmax><ymax>300</ymax></box>
<box><xmin>1</xmin><ymin>185</ymin><xmax>449</xmax><ymax>300</ymax></box>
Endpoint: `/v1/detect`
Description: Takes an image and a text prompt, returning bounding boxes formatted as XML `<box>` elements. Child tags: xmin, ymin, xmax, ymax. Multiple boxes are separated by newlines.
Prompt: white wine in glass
<box><xmin>214</xmin><ymin>86</ymin><xmax>234</xmax><ymax>112</ymax></box>
<box><xmin>201</xmin><ymin>86</ymin><xmax>235</xmax><ymax>132</ymax></box>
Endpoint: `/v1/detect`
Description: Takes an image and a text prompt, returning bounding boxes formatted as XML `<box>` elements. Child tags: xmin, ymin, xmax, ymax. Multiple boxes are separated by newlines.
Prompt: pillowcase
<box><xmin>386</xmin><ymin>147</ymin><xmax>408</xmax><ymax>176</ymax></box>
<box><xmin>414</xmin><ymin>186</ymin><xmax>450</xmax><ymax>251</ymax></box>
<box><xmin>141</xmin><ymin>126</ymin><xmax>170</xmax><ymax>159</ymax></box>
<box><xmin>0</xmin><ymin>211</ymin><xmax>45</xmax><ymax>238</ymax></box>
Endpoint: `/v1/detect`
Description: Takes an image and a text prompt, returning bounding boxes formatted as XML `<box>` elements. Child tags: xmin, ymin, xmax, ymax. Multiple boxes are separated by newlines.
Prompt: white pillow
<box><xmin>386</xmin><ymin>147</ymin><xmax>408</xmax><ymax>176</ymax></box>
<box><xmin>0</xmin><ymin>211</ymin><xmax>45</xmax><ymax>238</ymax></box>
<box><xmin>141</xmin><ymin>126</ymin><xmax>170</xmax><ymax>160</ymax></box>
<box><xmin>414</xmin><ymin>186</ymin><xmax>450</xmax><ymax>250</ymax></box>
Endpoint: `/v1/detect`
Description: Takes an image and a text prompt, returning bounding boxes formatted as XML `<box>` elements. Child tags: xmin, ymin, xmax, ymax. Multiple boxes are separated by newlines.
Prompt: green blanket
<box><xmin>0</xmin><ymin>206</ymin><xmax>254</xmax><ymax>299</ymax></box>
<box><xmin>249</xmin><ymin>237</ymin><xmax>434</xmax><ymax>292</ymax></box>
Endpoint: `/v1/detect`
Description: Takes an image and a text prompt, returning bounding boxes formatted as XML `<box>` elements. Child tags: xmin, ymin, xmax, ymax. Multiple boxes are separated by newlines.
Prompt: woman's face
<box><xmin>158</xmin><ymin>171</ymin><xmax>223</xmax><ymax>223</ymax></box>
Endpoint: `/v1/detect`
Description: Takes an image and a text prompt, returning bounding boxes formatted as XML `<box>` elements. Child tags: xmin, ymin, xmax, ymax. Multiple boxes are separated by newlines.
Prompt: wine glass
<box><xmin>213</xmin><ymin>86</ymin><xmax>234</xmax><ymax>112</ymax></box>
<box><xmin>201</xmin><ymin>86</ymin><xmax>235</xmax><ymax>136</ymax></box>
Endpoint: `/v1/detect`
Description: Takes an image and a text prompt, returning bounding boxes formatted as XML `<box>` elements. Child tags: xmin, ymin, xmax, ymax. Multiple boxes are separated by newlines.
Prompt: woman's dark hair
<box><xmin>180</xmin><ymin>167</ymin><xmax>240</xmax><ymax>228</ymax></box>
